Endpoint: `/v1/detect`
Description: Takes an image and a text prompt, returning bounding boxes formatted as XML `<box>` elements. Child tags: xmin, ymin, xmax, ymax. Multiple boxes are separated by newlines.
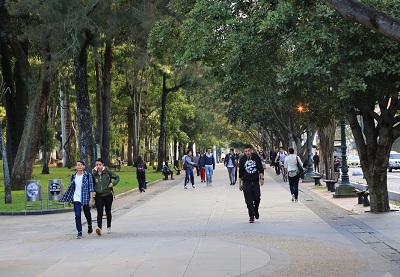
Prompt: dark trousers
<box><xmin>288</xmin><ymin>174</ymin><xmax>300</xmax><ymax>199</ymax></box>
<box><xmin>95</xmin><ymin>193</ymin><xmax>113</xmax><ymax>229</ymax></box>
<box><xmin>73</xmin><ymin>201</ymin><xmax>92</xmax><ymax>233</ymax></box>
<box><xmin>137</xmin><ymin>174</ymin><xmax>146</xmax><ymax>191</ymax></box>
<box><xmin>242</xmin><ymin>180</ymin><xmax>261</xmax><ymax>217</ymax></box>
<box><xmin>314</xmin><ymin>162</ymin><xmax>320</xmax><ymax>172</ymax></box>
<box><xmin>274</xmin><ymin>162</ymin><xmax>280</xmax><ymax>174</ymax></box>
<box><xmin>195</xmin><ymin>166</ymin><xmax>199</xmax><ymax>176</ymax></box>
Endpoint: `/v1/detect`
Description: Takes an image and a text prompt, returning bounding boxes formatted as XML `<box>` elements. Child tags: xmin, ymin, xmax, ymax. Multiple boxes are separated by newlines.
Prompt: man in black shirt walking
<box><xmin>238</xmin><ymin>144</ymin><xmax>264</xmax><ymax>223</ymax></box>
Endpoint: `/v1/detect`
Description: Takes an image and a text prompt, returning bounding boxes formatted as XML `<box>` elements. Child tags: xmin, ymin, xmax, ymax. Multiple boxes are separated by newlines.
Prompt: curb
<box><xmin>0</xmin><ymin>179</ymin><xmax>165</xmax><ymax>216</ymax></box>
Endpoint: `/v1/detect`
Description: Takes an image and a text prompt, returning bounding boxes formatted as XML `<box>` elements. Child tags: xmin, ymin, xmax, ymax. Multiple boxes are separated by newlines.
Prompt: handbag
<box><xmin>297</xmin><ymin>156</ymin><xmax>305</xmax><ymax>178</ymax></box>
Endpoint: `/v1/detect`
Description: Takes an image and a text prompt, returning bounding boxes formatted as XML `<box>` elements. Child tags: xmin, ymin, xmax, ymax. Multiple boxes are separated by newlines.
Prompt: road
<box><xmin>345</xmin><ymin>166</ymin><xmax>400</xmax><ymax>193</ymax></box>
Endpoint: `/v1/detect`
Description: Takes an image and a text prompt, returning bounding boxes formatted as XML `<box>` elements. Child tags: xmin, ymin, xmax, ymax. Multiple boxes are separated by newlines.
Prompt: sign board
<box><xmin>26</xmin><ymin>180</ymin><xmax>41</xmax><ymax>202</ymax></box>
<box><xmin>48</xmin><ymin>179</ymin><xmax>63</xmax><ymax>200</ymax></box>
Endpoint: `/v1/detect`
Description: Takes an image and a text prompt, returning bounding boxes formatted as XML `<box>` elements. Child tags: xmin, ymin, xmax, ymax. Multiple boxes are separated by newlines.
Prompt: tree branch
<box><xmin>322</xmin><ymin>0</ymin><xmax>400</xmax><ymax>43</ymax></box>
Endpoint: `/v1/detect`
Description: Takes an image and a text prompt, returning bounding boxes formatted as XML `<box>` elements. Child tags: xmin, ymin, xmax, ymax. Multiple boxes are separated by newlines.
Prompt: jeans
<box><xmin>205</xmin><ymin>165</ymin><xmax>214</xmax><ymax>184</ymax></box>
<box><xmin>227</xmin><ymin>167</ymin><xmax>235</xmax><ymax>184</ymax></box>
<box><xmin>73</xmin><ymin>201</ymin><xmax>92</xmax><ymax>233</ymax></box>
<box><xmin>242</xmin><ymin>180</ymin><xmax>261</xmax><ymax>217</ymax></box>
<box><xmin>95</xmin><ymin>193</ymin><xmax>113</xmax><ymax>229</ymax></box>
<box><xmin>184</xmin><ymin>167</ymin><xmax>194</xmax><ymax>187</ymax></box>
<box><xmin>288</xmin><ymin>173</ymin><xmax>300</xmax><ymax>199</ymax></box>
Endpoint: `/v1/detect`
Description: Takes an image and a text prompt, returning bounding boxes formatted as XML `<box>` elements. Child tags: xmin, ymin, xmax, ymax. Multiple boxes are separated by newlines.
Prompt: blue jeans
<box><xmin>205</xmin><ymin>165</ymin><xmax>214</xmax><ymax>184</ymax></box>
<box><xmin>227</xmin><ymin>167</ymin><xmax>235</xmax><ymax>184</ymax></box>
<box><xmin>73</xmin><ymin>201</ymin><xmax>92</xmax><ymax>233</ymax></box>
<box><xmin>184</xmin><ymin>167</ymin><xmax>194</xmax><ymax>187</ymax></box>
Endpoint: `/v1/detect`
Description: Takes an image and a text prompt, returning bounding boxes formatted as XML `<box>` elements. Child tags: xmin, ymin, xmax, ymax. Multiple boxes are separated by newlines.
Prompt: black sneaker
<box><xmin>255</xmin><ymin>210</ymin><xmax>259</xmax><ymax>220</ymax></box>
<box><xmin>249</xmin><ymin>216</ymin><xmax>255</xmax><ymax>223</ymax></box>
<box><xmin>77</xmin><ymin>232</ymin><xmax>82</xmax><ymax>239</ymax></box>
<box><xmin>88</xmin><ymin>225</ymin><xmax>93</xmax><ymax>234</ymax></box>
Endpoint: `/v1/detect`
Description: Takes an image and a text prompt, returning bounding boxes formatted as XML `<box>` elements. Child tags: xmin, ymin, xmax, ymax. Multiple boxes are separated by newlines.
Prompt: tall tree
<box><xmin>73</xmin><ymin>31</ymin><xmax>95</xmax><ymax>170</ymax></box>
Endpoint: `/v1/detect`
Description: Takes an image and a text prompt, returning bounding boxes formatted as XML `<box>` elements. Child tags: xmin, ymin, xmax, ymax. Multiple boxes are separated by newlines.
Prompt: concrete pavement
<box><xmin>1</xmin><ymin>164</ymin><xmax>400</xmax><ymax>276</ymax></box>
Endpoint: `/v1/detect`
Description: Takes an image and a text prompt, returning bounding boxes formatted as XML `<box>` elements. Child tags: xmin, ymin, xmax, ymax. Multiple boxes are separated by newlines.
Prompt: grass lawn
<box><xmin>0</xmin><ymin>164</ymin><xmax>163</xmax><ymax>212</ymax></box>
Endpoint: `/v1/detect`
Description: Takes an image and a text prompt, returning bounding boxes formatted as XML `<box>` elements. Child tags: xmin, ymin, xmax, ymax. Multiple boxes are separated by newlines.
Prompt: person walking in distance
<box><xmin>271</xmin><ymin>147</ymin><xmax>280</xmax><ymax>175</ymax></box>
<box><xmin>134</xmin><ymin>156</ymin><xmax>148</xmax><ymax>192</ymax></box>
<box><xmin>204</xmin><ymin>147</ymin><xmax>216</xmax><ymax>186</ymax></box>
<box><xmin>284</xmin><ymin>148</ymin><xmax>303</xmax><ymax>202</ymax></box>
<box><xmin>238</xmin><ymin>144</ymin><xmax>264</xmax><ymax>223</ymax></box>
<box><xmin>183</xmin><ymin>150</ymin><xmax>196</xmax><ymax>189</ymax></box>
<box><xmin>193</xmin><ymin>152</ymin><xmax>200</xmax><ymax>177</ymax></box>
<box><xmin>198</xmin><ymin>153</ymin><xmax>206</xmax><ymax>182</ymax></box>
<box><xmin>224</xmin><ymin>148</ymin><xmax>237</xmax><ymax>185</ymax></box>
<box><xmin>313</xmin><ymin>152</ymin><xmax>320</xmax><ymax>173</ymax></box>
<box><xmin>60</xmin><ymin>160</ymin><xmax>94</xmax><ymax>239</ymax></box>
<box><xmin>274</xmin><ymin>147</ymin><xmax>288</xmax><ymax>175</ymax></box>
<box><xmin>92</xmin><ymin>158</ymin><xmax>120</xmax><ymax>236</ymax></box>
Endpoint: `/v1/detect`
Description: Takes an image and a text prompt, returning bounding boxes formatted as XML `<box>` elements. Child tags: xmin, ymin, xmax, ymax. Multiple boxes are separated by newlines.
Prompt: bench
<box><xmin>353</xmin><ymin>187</ymin><xmax>370</xmax><ymax>206</ymax></box>
<box><xmin>311</xmin><ymin>173</ymin><xmax>323</xmax><ymax>186</ymax></box>
<box><xmin>323</xmin><ymin>172</ymin><xmax>340</xmax><ymax>192</ymax></box>
<box><xmin>109</xmin><ymin>164</ymin><xmax>121</xmax><ymax>172</ymax></box>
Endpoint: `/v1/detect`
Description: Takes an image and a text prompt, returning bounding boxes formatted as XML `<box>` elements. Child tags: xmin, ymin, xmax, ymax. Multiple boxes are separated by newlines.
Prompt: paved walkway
<box><xmin>1</xmin><ymin>164</ymin><xmax>400</xmax><ymax>276</ymax></box>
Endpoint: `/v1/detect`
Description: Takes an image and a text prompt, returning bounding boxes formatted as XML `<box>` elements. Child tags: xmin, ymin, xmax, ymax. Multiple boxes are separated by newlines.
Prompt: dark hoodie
<box><xmin>239</xmin><ymin>153</ymin><xmax>264</xmax><ymax>181</ymax></box>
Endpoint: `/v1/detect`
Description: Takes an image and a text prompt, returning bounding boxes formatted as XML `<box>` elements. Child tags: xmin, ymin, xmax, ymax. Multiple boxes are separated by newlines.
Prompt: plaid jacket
<box><xmin>59</xmin><ymin>171</ymin><xmax>94</xmax><ymax>205</ymax></box>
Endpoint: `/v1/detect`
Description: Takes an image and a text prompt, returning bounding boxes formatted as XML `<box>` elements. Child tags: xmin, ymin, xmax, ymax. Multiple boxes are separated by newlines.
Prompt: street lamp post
<box><xmin>340</xmin><ymin>118</ymin><xmax>350</xmax><ymax>185</ymax></box>
<box><xmin>333</xmin><ymin>117</ymin><xmax>355</xmax><ymax>198</ymax></box>
<box><xmin>297</xmin><ymin>105</ymin><xmax>314</xmax><ymax>182</ymax></box>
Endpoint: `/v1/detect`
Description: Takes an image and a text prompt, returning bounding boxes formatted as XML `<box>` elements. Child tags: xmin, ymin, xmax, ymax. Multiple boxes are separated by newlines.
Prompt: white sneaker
<box><xmin>107</xmin><ymin>227</ymin><xmax>111</xmax><ymax>234</ymax></box>
<box><xmin>291</xmin><ymin>194</ymin><xmax>295</xmax><ymax>202</ymax></box>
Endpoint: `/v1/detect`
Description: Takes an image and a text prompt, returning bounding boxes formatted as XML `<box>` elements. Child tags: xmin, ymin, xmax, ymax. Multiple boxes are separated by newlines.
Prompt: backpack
<box><xmin>137</xmin><ymin>163</ymin><xmax>145</xmax><ymax>174</ymax></box>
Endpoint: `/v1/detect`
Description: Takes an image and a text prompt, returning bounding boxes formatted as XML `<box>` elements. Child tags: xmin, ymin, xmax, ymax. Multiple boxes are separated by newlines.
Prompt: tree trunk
<box><xmin>157</xmin><ymin>74</ymin><xmax>168</xmax><ymax>172</ymax></box>
<box><xmin>101</xmin><ymin>42</ymin><xmax>112</xmax><ymax>165</ymax></box>
<box><xmin>127</xmin><ymin>109</ymin><xmax>134</xmax><ymax>166</ymax></box>
<box><xmin>94</xmin><ymin>60</ymin><xmax>103</xmax><ymax>153</ymax></box>
<box><xmin>0</xmin><ymin>41</ymin><xmax>28</xmax><ymax>175</ymax></box>
<box><xmin>0</xmin><ymin>121</ymin><xmax>11</xmax><ymax>203</ymax></box>
<box><xmin>133</xmin><ymin>84</ymin><xmax>141</xmax><ymax>160</ymax></box>
<box><xmin>10</xmin><ymin>77</ymin><xmax>52</xmax><ymax>190</ymax></box>
<box><xmin>60</xmin><ymin>75</ymin><xmax>74</xmax><ymax>168</ymax></box>
<box><xmin>0</xmin><ymin>80</ymin><xmax>12</xmax><ymax>203</ymax></box>
<box><xmin>318</xmin><ymin>119</ymin><xmax>336</xmax><ymax>178</ymax></box>
<box><xmin>347</xmin><ymin>108</ymin><xmax>391</xmax><ymax>212</ymax></box>
<box><xmin>73</xmin><ymin>44</ymin><xmax>95</xmax><ymax>172</ymax></box>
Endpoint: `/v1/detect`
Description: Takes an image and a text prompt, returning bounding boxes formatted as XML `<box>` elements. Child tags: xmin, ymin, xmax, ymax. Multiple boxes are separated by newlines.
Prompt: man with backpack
<box><xmin>183</xmin><ymin>150</ymin><xmax>197</xmax><ymax>189</ymax></box>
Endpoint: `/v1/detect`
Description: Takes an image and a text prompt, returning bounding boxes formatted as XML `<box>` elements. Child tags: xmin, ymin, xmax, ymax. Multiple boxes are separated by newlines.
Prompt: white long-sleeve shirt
<box><xmin>284</xmin><ymin>154</ymin><xmax>302</xmax><ymax>172</ymax></box>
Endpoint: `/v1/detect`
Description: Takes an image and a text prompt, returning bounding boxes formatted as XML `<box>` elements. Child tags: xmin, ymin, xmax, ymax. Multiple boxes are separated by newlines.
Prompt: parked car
<box><xmin>389</xmin><ymin>151</ymin><xmax>400</xmax><ymax>172</ymax></box>
<box><xmin>347</xmin><ymin>155</ymin><xmax>360</xmax><ymax>167</ymax></box>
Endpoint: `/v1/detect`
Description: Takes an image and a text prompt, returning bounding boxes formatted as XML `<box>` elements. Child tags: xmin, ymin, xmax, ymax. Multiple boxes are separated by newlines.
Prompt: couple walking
<box><xmin>60</xmin><ymin>158</ymin><xmax>120</xmax><ymax>239</ymax></box>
